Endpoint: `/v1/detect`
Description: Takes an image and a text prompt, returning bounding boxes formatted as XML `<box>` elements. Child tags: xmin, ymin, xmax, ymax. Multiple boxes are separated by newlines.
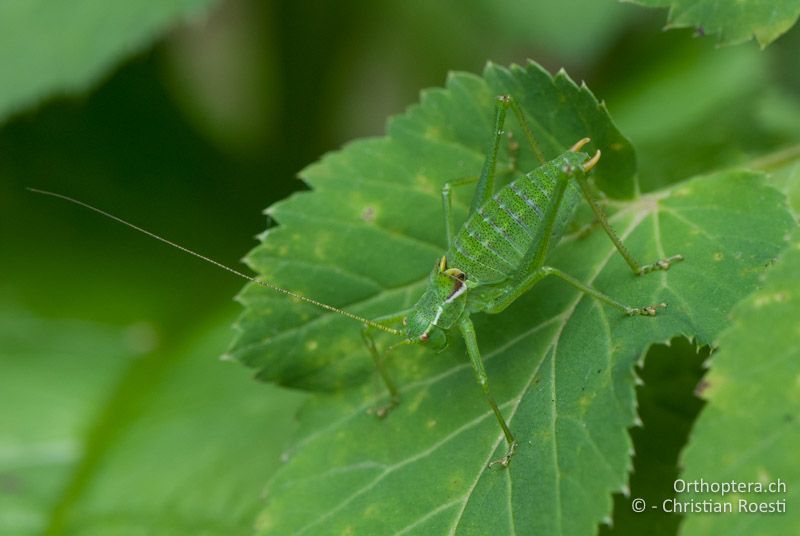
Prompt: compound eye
<box><xmin>420</xmin><ymin>333</ymin><xmax>429</xmax><ymax>342</ymax></box>
<box><xmin>402</xmin><ymin>317</ymin><xmax>408</xmax><ymax>326</ymax></box>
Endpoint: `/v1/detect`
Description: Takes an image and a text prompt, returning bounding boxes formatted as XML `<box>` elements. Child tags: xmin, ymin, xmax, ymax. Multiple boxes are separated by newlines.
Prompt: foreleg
<box><xmin>361</xmin><ymin>310</ymin><xmax>410</xmax><ymax>417</ymax></box>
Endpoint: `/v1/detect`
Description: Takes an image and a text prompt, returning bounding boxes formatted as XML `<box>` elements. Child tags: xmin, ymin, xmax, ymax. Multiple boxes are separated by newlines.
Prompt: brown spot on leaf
<box><xmin>694</xmin><ymin>378</ymin><xmax>710</xmax><ymax>397</ymax></box>
<box><xmin>361</xmin><ymin>206</ymin><xmax>375</xmax><ymax>222</ymax></box>
<box><xmin>0</xmin><ymin>473</ymin><xmax>21</xmax><ymax>494</ymax></box>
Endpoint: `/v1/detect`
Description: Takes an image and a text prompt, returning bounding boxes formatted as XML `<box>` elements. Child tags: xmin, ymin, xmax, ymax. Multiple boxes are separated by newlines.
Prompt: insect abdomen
<box><xmin>448</xmin><ymin>162</ymin><xmax>580</xmax><ymax>282</ymax></box>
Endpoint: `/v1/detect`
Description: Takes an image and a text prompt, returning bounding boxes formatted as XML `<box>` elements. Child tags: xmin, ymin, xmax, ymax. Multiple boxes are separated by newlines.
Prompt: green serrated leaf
<box><xmin>679</xmin><ymin>231</ymin><xmax>800</xmax><ymax>534</ymax></box>
<box><xmin>228</xmin><ymin>61</ymin><xmax>637</xmax><ymax>391</ymax></box>
<box><xmin>0</xmin><ymin>0</ymin><xmax>217</xmax><ymax>122</ymax></box>
<box><xmin>226</xmin><ymin>61</ymin><xmax>793</xmax><ymax>533</ymax></box>
<box><xmin>627</xmin><ymin>0</ymin><xmax>800</xmax><ymax>48</ymax></box>
<box><xmin>251</xmin><ymin>166</ymin><xmax>792</xmax><ymax>534</ymax></box>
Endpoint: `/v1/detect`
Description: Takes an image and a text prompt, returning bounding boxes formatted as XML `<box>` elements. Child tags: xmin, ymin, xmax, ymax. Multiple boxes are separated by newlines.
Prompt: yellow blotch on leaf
<box><xmin>254</xmin><ymin>511</ymin><xmax>275</xmax><ymax>532</ymax></box>
<box><xmin>425</xmin><ymin>126</ymin><xmax>442</xmax><ymax>139</ymax></box>
<box><xmin>757</xmin><ymin>468</ymin><xmax>772</xmax><ymax>484</ymax></box>
<box><xmin>753</xmin><ymin>291</ymin><xmax>790</xmax><ymax>308</ymax></box>
<box><xmin>447</xmin><ymin>469</ymin><xmax>466</xmax><ymax>492</ymax></box>
<box><xmin>407</xmin><ymin>389</ymin><xmax>429</xmax><ymax>413</ymax></box>
<box><xmin>414</xmin><ymin>173</ymin><xmax>435</xmax><ymax>194</ymax></box>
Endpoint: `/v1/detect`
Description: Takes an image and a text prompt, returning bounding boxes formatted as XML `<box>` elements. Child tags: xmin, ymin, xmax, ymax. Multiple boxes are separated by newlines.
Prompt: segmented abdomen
<box><xmin>447</xmin><ymin>163</ymin><xmax>580</xmax><ymax>283</ymax></box>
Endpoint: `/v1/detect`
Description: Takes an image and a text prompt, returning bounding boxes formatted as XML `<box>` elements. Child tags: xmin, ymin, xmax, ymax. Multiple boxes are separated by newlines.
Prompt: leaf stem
<box><xmin>743</xmin><ymin>143</ymin><xmax>800</xmax><ymax>172</ymax></box>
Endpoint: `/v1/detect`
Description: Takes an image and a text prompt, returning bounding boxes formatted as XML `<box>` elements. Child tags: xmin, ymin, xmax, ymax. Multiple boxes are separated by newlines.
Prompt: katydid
<box><xmin>28</xmin><ymin>94</ymin><xmax>682</xmax><ymax>469</ymax></box>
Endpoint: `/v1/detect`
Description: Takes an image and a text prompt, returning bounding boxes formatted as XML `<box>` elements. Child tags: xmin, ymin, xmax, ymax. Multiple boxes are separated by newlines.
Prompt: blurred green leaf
<box><xmin>252</xmin><ymin>168</ymin><xmax>792</xmax><ymax>534</ymax></box>
<box><xmin>608</xmin><ymin>39</ymin><xmax>800</xmax><ymax>189</ymax></box>
<box><xmin>0</xmin><ymin>0</ymin><xmax>217</xmax><ymax>122</ymax></box>
<box><xmin>229</xmin><ymin>61</ymin><xmax>637</xmax><ymax>391</ymax></box>
<box><xmin>164</xmin><ymin>0</ymin><xmax>278</xmax><ymax>158</ymax></box>
<box><xmin>679</xmin><ymin>230</ymin><xmax>800</xmax><ymax>534</ymax></box>
<box><xmin>0</xmin><ymin>309</ymin><xmax>134</xmax><ymax>535</ymax></box>
<box><xmin>627</xmin><ymin>0</ymin><xmax>800</xmax><ymax>47</ymax></box>
<box><xmin>41</xmin><ymin>312</ymin><xmax>306</xmax><ymax>534</ymax></box>
<box><xmin>613</xmin><ymin>47</ymin><xmax>762</xmax><ymax>142</ymax></box>
<box><xmin>471</xmin><ymin>0</ymin><xmax>634</xmax><ymax>62</ymax></box>
<box><xmin>0</xmin><ymin>308</ymin><xmax>305</xmax><ymax>534</ymax></box>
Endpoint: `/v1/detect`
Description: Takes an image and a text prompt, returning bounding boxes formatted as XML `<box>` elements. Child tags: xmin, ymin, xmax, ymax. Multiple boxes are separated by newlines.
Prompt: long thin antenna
<box><xmin>27</xmin><ymin>187</ymin><xmax>402</xmax><ymax>336</ymax></box>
